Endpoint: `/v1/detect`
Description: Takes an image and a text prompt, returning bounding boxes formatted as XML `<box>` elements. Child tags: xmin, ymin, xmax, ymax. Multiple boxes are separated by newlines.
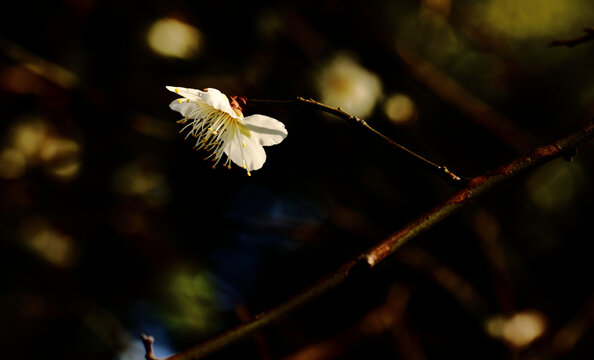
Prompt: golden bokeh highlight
<box><xmin>317</xmin><ymin>54</ymin><xmax>382</xmax><ymax>118</ymax></box>
<box><xmin>5</xmin><ymin>118</ymin><xmax>82</xmax><ymax>181</ymax></box>
<box><xmin>0</xmin><ymin>148</ymin><xmax>27</xmax><ymax>179</ymax></box>
<box><xmin>503</xmin><ymin>311</ymin><xmax>547</xmax><ymax>348</ymax></box>
<box><xmin>147</xmin><ymin>18</ymin><xmax>202</xmax><ymax>59</ymax></box>
<box><xmin>11</xmin><ymin>119</ymin><xmax>50</xmax><ymax>162</ymax></box>
<box><xmin>384</xmin><ymin>93</ymin><xmax>417</xmax><ymax>125</ymax></box>
<box><xmin>20</xmin><ymin>218</ymin><xmax>77</xmax><ymax>268</ymax></box>
<box><xmin>39</xmin><ymin>137</ymin><xmax>82</xmax><ymax>180</ymax></box>
<box><xmin>486</xmin><ymin>310</ymin><xmax>547</xmax><ymax>348</ymax></box>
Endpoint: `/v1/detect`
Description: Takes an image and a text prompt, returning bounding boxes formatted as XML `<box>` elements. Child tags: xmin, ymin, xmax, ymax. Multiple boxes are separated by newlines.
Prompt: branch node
<box><xmin>141</xmin><ymin>334</ymin><xmax>157</xmax><ymax>360</ymax></box>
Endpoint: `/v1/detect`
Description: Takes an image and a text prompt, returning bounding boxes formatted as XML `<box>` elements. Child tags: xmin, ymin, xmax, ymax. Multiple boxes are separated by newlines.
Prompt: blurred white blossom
<box><xmin>317</xmin><ymin>54</ymin><xmax>382</xmax><ymax>118</ymax></box>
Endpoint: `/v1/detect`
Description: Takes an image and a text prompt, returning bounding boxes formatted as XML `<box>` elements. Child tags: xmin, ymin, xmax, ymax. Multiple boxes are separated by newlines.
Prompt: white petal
<box><xmin>166</xmin><ymin>86</ymin><xmax>239</xmax><ymax>119</ymax></box>
<box><xmin>169</xmin><ymin>99</ymin><xmax>198</xmax><ymax>117</ymax></box>
<box><xmin>225</xmin><ymin>132</ymin><xmax>266</xmax><ymax>171</ymax></box>
<box><xmin>199</xmin><ymin>88</ymin><xmax>238</xmax><ymax>119</ymax></box>
<box><xmin>166</xmin><ymin>86</ymin><xmax>204</xmax><ymax>99</ymax></box>
<box><xmin>242</xmin><ymin>114</ymin><xmax>288</xmax><ymax>146</ymax></box>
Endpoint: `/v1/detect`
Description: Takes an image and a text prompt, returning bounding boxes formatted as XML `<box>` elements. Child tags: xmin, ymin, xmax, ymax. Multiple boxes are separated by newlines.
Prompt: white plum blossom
<box><xmin>166</xmin><ymin>86</ymin><xmax>287</xmax><ymax>175</ymax></box>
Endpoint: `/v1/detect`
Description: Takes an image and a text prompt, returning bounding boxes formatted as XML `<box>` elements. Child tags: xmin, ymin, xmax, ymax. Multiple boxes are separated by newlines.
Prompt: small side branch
<box><xmin>144</xmin><ymin>119</ymin><xmax>594</xmax><ymax>360</ymax></box>
<box><xmin>141</xmin><ymin>334</ymin><xmax>157</xmax><ymax>360</ymax></box>
<box><xmin>249</xmin><ymin>97</ymin><xmax>465</xmax><ymax>187</ymax></box>
<box><xmin>549</xmin><ymin>27</ymin><xmax>594</xmax><ymax>48</ymax></box>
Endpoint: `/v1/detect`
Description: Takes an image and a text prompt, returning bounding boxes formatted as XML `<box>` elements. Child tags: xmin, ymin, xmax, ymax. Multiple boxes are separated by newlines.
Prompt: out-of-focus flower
<box><xmin>317</xmin><ymin>54</ymin><xmax>382</xmax><ymax>118</ymax></box>
<box><xmin>5</xmin><ymin>118</ymin><xmax>81</xmax><ymax>181</ymax></box>
<box><xmin>167</xmin><ymin>86</ymin><xmax>287</xmax><ymax>175</ymax></box>
<box><xmin>485</xmin><ymin>310</ymin><xmax>547</xmax><ymax>348</ymax></box>
<box><xmin>147</xmin><ymin>18</ymin><xmax>202</xmax><ymax>59</ymax></box>
<box><xmin>384</xmin><ymin>93</ymin><xmax>417</xmax><ymax>126</ymax></box>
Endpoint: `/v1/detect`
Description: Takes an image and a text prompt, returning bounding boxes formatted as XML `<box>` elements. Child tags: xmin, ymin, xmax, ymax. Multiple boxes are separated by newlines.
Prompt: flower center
<box><xmin>229</xmin><ymin>95</ymin><xmax>247</xmax><ymax>118</ymax></box>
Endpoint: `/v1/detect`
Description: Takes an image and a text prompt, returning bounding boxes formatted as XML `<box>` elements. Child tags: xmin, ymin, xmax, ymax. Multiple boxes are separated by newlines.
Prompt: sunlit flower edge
<box><xmin>167</xmin><ymin>86</ymin><xmax>287</xmax><ymax>175</ymax></box>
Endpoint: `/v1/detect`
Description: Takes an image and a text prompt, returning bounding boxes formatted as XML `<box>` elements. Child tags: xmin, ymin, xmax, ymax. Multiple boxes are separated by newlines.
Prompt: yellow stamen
<box><xmin>227</xmin><ymin>165</ymin><xmax>232</xmax><ymax>169</ymax></box>
<box><xmin>175</xmin><ymin>88</ymin><xmax>179</xmax><ymax>93</ymax></box>
<box><xmin>247</xmin><ymin>171</ymin><xmax>251</xmax><ymax>176</ymax></box>
<box><xmin>177</xmin><ymin>99</ymin><xmax>182</xmax><ymax>104</ymax></box>
<box><xmin>242</xmin><ymin>142</ymin><xmax>246</xmax><ymax>148</ymax></box>
<box><xmin>186</xmin><ymin>98</ymin><xmax>190</xmax><ymax>103</ymax></box>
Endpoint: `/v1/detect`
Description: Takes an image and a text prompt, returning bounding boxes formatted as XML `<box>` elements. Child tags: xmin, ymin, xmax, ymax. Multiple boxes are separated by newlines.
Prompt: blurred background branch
<box><xmin>549</xmin><ymin>27</ymin><xmax>594</xmax><ymax>47</ymax></box>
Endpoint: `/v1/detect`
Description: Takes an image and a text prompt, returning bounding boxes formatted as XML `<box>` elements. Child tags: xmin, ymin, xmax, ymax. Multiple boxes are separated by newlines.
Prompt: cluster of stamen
<box><xmin>174</xmin><ymin>89</ymin><xmax>252</xmax><ymax>176</ymax></box>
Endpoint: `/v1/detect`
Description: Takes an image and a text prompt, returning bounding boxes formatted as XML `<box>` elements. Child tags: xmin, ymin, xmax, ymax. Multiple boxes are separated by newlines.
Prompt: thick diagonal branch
<box><xmin>147</xmin><ymin>119</ymin><xmax>594</xmax><ymax>360</ymax></box>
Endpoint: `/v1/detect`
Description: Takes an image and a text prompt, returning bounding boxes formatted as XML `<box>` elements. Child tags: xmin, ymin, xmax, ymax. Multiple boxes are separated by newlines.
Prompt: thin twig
<box><xmin>248</xmin><ymin>97</ymin><xmax>465</xmax><ymax>187</ymax></box>
<box><xmin>549</xmin><ymin>27</ymin><xmax>594</xmax><ymax>48</ymax></box>
<box><xmin>143</xmin><ymin>118</ymin><xmax>594</xmax><ymax>360</ymax></box>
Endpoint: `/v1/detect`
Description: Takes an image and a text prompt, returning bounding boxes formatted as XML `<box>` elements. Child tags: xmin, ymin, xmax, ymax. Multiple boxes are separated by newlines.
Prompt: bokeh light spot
<box><xmin>10</xmin><ymin>119</ymin><xmax>50</xmax><ymax>161</ymax></box>
<box><xmin>384</xmin><ymin>93</ymin><xmax>417</xmax><ymax>125</ymax></box>
<box><xmin>40</xmin><ymin>137</ymin><xmax>81</xmax><ymax>181</ymax></box>
<box><xmin>147</xmin><ymin>18</ymin><xmax>202</xmax><ymax>59</ymax></box>
<box><xmin>503</xmin><ymin>310</ymin><xmax>547</xmax><ymax>348</ymax></box>
<box><xmin>0</xmin><ymin>148</ymin><xmax>27</xmax><ymax>179</ymax></box>
<box><xmin>20</xmin><ymin>218</ymin><xmax>77</xmax><ymax>268</ymax></box>
<box><xmin>317</xmin><ymin>54</ymin><xmax>382</xmax><ymax>118</ymax></box>
<box><xmin>486</xmin><ymin>310</ymin><xmax>547</xmax><ymax>348</ymax></box>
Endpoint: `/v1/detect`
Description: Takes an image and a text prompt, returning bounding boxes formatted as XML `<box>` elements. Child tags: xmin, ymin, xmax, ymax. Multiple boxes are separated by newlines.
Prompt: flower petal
<box><xmin>199</xmin><ymin>88</ymin><xmax>238</xmax><ymax>119</ymax></box>
<box><xmin>242</xmin><ymin>114</ymin><xmax>288</xmax><ymax>146</ymax></box>
<box><xmin>225</xmin><ymin>132</ymin><xmax>266</xmax><ymax>171</ymax></box>
<box><xmin>169</xmin><ymin>99</ymin><xmax>198</xmax><ymax>117</ymax></box>
<box><xmin>166</xmin><ymin>86</ymin><xmax>238</xmax><ymax>119</ymax></box>
<box><xmin>166</xmin><ymin>86</ymin><xmax>204</xmax><ymax>99</ymax></box>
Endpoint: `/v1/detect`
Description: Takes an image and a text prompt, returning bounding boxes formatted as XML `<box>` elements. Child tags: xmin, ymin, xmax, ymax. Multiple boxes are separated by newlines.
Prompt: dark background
<box><xmin>1</xmin><ymin>1</ymin><xmax>594</xmax><ymax>359</ymax></box>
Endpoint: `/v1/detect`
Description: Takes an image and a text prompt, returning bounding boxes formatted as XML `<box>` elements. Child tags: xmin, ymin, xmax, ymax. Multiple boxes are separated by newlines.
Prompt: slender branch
<box><xmin>146</xmin><ymin>119</ymin><xmax>594</xmax><ymax>360</ymax></box>
<box><xmin>549</xmin><ymin>27</ymin><xmax>594</xmax><ymax>48</ymax></box>
<box><xmin>248</xmin><ymin>97</ymin><xmax>465</xmax><ymax>187</ymax></box>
